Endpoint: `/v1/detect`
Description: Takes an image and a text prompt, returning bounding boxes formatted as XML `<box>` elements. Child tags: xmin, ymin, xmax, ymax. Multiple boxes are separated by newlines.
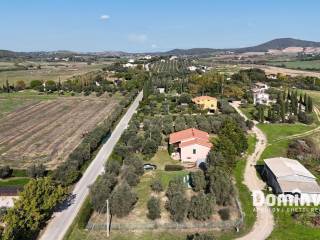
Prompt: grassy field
<box><xmin>258</xmin><ymin>123</ymin><xmax>315</xmax><ymax>143</ymax></box>
<box><xmin>232</xmin><ymin>134</ymin><xmax>257</xmax><ymax>236</ymax></box>
<box><xmin>0</xmin><ymin>90</ymin><xmax>60</xmax><ymax>118</ymax></box>
<box><xmin>299</xmin><ymin>89</ymin><xmax>320</xmax><ymax>107</ymax></box>
<box><xmin>268</xmin><ymin>60</ymin><xmax>320</xmax><ymax>71</ymax></box>
<box><xmin>0</xmin><ymin>61</ymin><xmax>108</xmax><ymax>85</ymax></box>
<box><xmin>0</xmin><ymin>177</ymin><xmax>30</xmax><ymax>187</ymax></box>
<box><xmin>258</xmin><ymin>123</ymin><xmax>316</xmax><ymax>164</ymax></box>
<box><xmin>268</xmin><ymin>206</ymin><xmax>320</xmax><ymax>240</ymax></box>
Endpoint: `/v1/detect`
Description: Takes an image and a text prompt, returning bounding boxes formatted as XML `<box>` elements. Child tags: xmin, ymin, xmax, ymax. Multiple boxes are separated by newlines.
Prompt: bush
<box><xmin>90</xmin><ymin>173</ymin><xmax>117</xmax><ymax>213</ymax></box>
<box><xmin>150</xmin><ymin>179</ymin><xmax>163</xmax><ymax>193</ymax></box>
<box><xmin>298</xmin><ymin>112</ymin><xmax>314</xmax><ymax>124</ymax></box>
<box><xmin>165</xmin><ymin>192</ymin><xmax>189</xmax><ymax>222</ymax></box>
<box><xmin>207</xmin><ymin>167</ymin><xmax>234</xmax><ymax>206</ymax></box>
<box><xmin>218</xmin><ymin>208</ymin><xmax>230</xmax><ymax>221</ymax></box>
<box><xmin>187</xmin><ymin>233</ymin><xmax>215</xmax><ymax>240</ymax></box>
<box><xmin>110</xmin><ymin>183</ymin><xmax>138</xmax><ymax>218</ymax></box>
<box><xmin>164</xmin><ymin>165</ymin><xmax>184</xmax><ymax>171</ymax></box>
<box><xmin>189</xmin><ymin>171</ymin><xmax>206</xmax><ymax>192</ymax></box>
<box><xmin>0</xmin><ymin>166</ymin><xmax>11</xmax><ymax>179</ymax></box>
<box><xmin>123</xmin><ymin>167</ymin><xmax>140</xmax><ymax>187</ymax></box>
<box><xmin>188</xmin><ymin>192</ymin><xmax>215</xmax><ymax>220</ymax></box>
<box><xmin>105</xmin><ymin>160</ymin><xmax>121</xmax><ymax>176</ymax></box>
<box><xmin>26</xmin><ymin>164</ymin><xmax>46</xmax><ymax>178</ymax></box>
<box><xmin>287</xmin><ymin>114</ymin><xmax>298</xmax><ymax>124</ymax></box>
<box><xmin>78</xmin><ymin>199</ymin><xmax>93</xmax><ymax>229</ymax></box>
<box><xmin>147</xmin><ymin>197</ymin><xmax>161</xmax><ymax>220</ymax></box>
<box><xmin>29</xmin><ymin>80</ymin><xmax>42</xmax><ymax>89</ymax></box>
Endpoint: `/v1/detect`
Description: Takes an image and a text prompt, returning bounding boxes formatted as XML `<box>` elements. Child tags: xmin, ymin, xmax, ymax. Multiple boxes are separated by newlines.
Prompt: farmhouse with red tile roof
<box><xmin>169</xmin><ymin>128</ymin><xmax>212</xmax><ymax>167</ymax></box>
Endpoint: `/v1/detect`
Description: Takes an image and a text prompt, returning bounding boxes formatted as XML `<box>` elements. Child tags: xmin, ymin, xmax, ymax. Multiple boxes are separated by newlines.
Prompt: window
<box><xmin>193</xmin><ymin>149</ymin><xmax>196</xmax><ymax>154</ymax></box>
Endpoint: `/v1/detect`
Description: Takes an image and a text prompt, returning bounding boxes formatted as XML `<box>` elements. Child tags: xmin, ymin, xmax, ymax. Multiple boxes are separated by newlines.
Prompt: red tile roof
<box><xmin>179</xmin><ymin>138</ymin><xmax>213</xmax><ymax>148</ymax></box>
<box><xmin>169</xmin><ymin>128</ymin><xmax>209</xmax><ymax>144</ymax></box>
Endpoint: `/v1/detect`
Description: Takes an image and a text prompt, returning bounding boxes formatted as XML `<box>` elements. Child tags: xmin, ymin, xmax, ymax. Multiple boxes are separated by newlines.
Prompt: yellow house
<box><xmin>192</xmin><ymin>96</ymin><xmax>218</xmax><ymax>112</ymax></box>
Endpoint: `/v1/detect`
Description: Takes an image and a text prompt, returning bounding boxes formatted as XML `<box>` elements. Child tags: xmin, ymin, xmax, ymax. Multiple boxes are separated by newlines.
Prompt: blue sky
<box><xmin>1</xmin><ymin>0</ymin><xmax>320</xmax><ymax>52</ymax></box>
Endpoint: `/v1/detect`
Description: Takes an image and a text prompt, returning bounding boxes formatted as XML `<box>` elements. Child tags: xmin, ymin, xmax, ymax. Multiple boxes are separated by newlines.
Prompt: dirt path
<box><xmin>230</xmin><ymin>101</ymin><xmax>274</xmax><ymax>240</ymax></box>
<box><xmin>274</xmin><ymin>106</ymin><xmax>320</xmax><ymax>142</ymax></box>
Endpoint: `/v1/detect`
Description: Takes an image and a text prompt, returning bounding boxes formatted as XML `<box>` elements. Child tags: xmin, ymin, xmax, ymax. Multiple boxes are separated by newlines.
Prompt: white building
<box><xmin>158</xmin><ymin>88</ymin><xmax>165</xmax><ymax>94</ymax></box>
<box><xmin>188</xmin><ymin>66</ymin><xmax>197</xmax><ymax>71</ymax></box>
<box><xmin>170</xmin><ymin>56</ymin><xmax>178</xmax><ymax>61</ymax></box>
<box><xmin>123</xmin><ymin>63</ymin><xmax>136</xmax><ymax>68</ymax></box>
<box><xmin>252</xmin><ymin>82</ymin><xmax>270</xmax><ymax>105</ymax></box>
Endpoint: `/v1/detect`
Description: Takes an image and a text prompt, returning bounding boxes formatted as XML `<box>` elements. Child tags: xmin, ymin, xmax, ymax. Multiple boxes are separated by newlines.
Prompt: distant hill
<box><xmin>161</xmin><ymin>38</ymin><xmax>320</xmax><ymax>56</ymax></box>
<box><xmin>2</xmin><ymin>38</ymin><xmax>320</xmax><ymax>58</ymax></box>
<box><xmin>237</xmin><ymin>38</ymin><xmax>320</xmax><ymax>53</ymax></box>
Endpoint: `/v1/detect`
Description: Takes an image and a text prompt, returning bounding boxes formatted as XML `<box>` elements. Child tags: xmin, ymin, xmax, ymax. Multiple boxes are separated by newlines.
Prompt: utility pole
<box><xmin>106</xmin><ymin>199</ymin><xmax>110</xmax><ymax>237</ymax></box>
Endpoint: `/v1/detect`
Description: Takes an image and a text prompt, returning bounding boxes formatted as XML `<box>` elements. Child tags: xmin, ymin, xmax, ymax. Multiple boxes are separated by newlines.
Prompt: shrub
<box><xmin>123</xmin><ymin>167</ymin><xmax>140</xmax><ymax>187</ymax></box>
<box><xmin>218</xmin><ymin>208</ymin><xmax>230</xmax><ymax>221</ymax></box>
<box><xmin>26</xmin><ymin>164</ymin><xmax>46</xmax><ymax>178</ymax></box>
<box><xmin>110</xmin><ymin>183</ymin><xmax>138</xmax><ymax>218</ymax></box>
<box><xmin>147</xmin><ymin>197</ymin><xmax>161</xmax><ymax>220</ymax></box>
<box><xmin>123</xmin><ymin>155</ymin><xmax>144</xmax><ymax>176</ymax></box>
<box><xmin>164</xmin><ymin>165</ymin><xmax>184</xmax><ymax>171</ymax></box>
<box><xmin>298</xmin><ymin>112</ymin><xmax>314</xmax><ymax>124</ymax></box>
<box><xmin>90</xmin><ymin>173</ymin><xmax>117</xmax><ymax>213</ymax></box>
<box><xmin>165</xmin><ymin>192</ymin><xmax>189</xmax><ymax>222</ymax></box>
<box><xmin>150</xmin><ymin>179</ymin><xmax>163</xmax><ymax>193</ymax></box>
<box><xmin>187</xmin><ymin>233</ymin><xmax>215</xmax><ymax>240</ymax></box>
<box><xmin>0</xmin><ymin>166</ymin><xmax>11</xmax><ymax>179</ymax></box>
<box><xmin>78</xmin><ymin>199</ymin><xmax>93</xmax><ymax>229</ymax></box>
<box><xmin>105</xmin><ymin>160</ymin><xmax>121</xmax><ymax>176</ymax></box>
<box><xmin>189</xmin><ymin>171</ymin><xmax>206</xmax><ymax>192</ymax></box>
<box><xmin>207</xmin><ymin>167</ymin><xmax>234</xmax><ymax>206</ymax></box>
<box><xmin>188</xmin><ymin>192</ymin><xmax>215</xmax><ymax>220</ymax></box>
<box><xmin>29</xmin><ymin>80</ymin><xmax>42</xmax><ymax>89</ymax></box>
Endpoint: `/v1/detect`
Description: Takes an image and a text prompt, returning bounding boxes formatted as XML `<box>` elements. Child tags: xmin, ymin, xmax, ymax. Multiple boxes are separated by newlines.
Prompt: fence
<box><xmin>86</xmin><ymin>198</ymin><xmax>245</xmax><ymax>232</ymax></box>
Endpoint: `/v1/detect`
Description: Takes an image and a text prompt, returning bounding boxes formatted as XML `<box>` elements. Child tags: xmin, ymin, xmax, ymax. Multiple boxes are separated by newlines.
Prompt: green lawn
<box><xmin>232</xmin><ymin>134</ymin><xmax>257</xmax><ymax>236</ymax></box>
<box><xmin>299</xmin><ymin>89</ymin><xmax>320</xmax><ymax>107</ymax></box>
<box><xmin>0</xmin><ymin>90</ymin><xmax>59</xmax><ymax>118</ymax></box>
<box><xmin>239</xmin><ymin>105</ymin><xmax>255</xmax><ymax>120</ymax></box>
<box><xmin>268</xmin><ymin>206</ymin><xmax>320</xmax><ymax>240</ymax></box>
<box><xmin>258</xmin><ymin>123</ymin><xmax>315</xmax><ymax>143</ymax></box>
<box><xmin>268</xmin><ymin>60</ymin><xmax>320</xmax><ymax>71</ymax></box>
<box><xmin>0</xmin><ymin>177</ymin><xmax>30</xmax><ymax>187</ymax></box>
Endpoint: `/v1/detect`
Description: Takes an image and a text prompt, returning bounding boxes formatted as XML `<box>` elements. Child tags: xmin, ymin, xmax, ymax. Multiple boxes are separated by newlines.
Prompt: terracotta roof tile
<box><xmin>169</xmin><ymin>128</ymin><xmax>209</xmax><ymax>144</ymax></box>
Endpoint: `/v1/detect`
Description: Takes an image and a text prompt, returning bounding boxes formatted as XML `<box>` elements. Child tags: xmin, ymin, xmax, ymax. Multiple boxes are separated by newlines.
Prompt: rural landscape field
<box><xmin>0</xmin><ymin>93</ymin><xmax>120</xmax><ymax>169</ymax></box>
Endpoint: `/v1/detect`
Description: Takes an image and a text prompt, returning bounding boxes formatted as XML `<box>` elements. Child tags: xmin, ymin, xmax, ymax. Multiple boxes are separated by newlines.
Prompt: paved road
<box><xmin>40</xmin><ymin>91</ymin><xmax>143</xmax><ymax>240</ymax></box>
<box><xmin>231</xmin><ymin>102</ymin><xmax>274</xmax><ymax>240</ymax></box>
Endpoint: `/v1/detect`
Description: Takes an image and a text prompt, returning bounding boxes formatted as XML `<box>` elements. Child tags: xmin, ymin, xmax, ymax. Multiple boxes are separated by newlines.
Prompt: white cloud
<box><xmin>151</xmin><ymin>44</ymin><xmax>158</xmax><ymax>49</ymax></box>
<box><xmin>100</xmin><ymin>15</ymin><xmax>110</xmax><ymax>21</ymax></box>
<box><xmin>128</xmin><ymin>33</ymin><xmax>148</xmax><ymax>44</ymax></box>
